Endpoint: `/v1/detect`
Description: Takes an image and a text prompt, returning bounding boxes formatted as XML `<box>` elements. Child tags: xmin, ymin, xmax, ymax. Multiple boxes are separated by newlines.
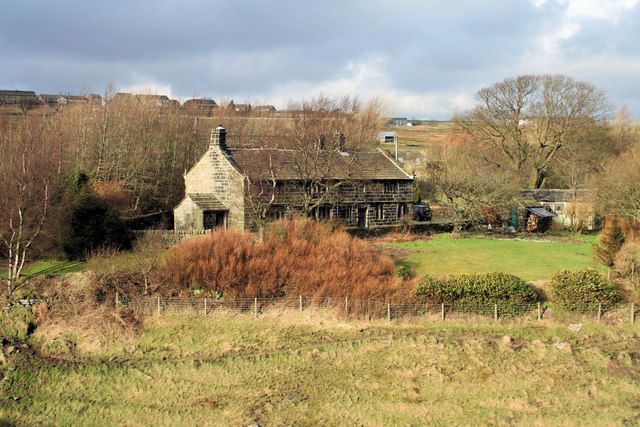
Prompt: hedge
<box><xmin>550</xmin><ymin>268</ymin><xmax>619</xmax><ymax>313</ymax></box>
<box><xmin>416</xmin><ymin>272</ymin><xmax>539</xmax><ymax>317</ymax></box>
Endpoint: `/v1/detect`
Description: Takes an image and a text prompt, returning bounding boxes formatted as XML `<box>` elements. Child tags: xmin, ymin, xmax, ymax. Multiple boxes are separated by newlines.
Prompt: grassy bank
<box><xmin>391</xmin><ymin>234</ymin><xmax>602</xmax><ymax>281</ymax></box>
<box><xmin>2</xmin><ymin>313</ymin><xmax>639</xmax><ymax>425</ymax></box>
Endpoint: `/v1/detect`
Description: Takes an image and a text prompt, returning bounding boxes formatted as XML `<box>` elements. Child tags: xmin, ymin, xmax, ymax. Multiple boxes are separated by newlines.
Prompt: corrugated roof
<box><xmin>527</xmin><ymin>207</ymin><xmax>554</xmax><ymax>218</ymax></box>
<box><xmin>188</xmin><ymin>193</ymin><xmax>228</xmax><ymax>211</ymax></box>
<box><xmin>228</xmin><ymin>148</ymin><xmax>412</xmax><ymax>181</ymax></box>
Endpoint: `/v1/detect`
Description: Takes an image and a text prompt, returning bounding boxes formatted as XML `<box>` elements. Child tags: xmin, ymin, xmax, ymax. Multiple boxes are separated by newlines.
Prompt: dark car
<box><xmin>412</xmin><ymin>204</ymin><xmax>432</xmax><ymax>221</ymax></box>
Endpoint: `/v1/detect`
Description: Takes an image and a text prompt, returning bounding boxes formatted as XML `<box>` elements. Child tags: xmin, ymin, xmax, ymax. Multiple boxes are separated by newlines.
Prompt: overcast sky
<box><xmin>1</xmin><ymin>0</ymin><xmax>638</xmax><ymax>119</ymax></box>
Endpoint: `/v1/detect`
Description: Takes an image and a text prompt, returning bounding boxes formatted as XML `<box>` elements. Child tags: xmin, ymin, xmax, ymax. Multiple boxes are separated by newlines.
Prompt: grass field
<box><xmin>0</xmin><ymin>260</ymin><xmax>84</xmax><ymax>280</ymax></box>
<box><xmin>391</xmin><ymin>234</ymin><xmax>602</xmax><ymax>281</ymax></box>
<box><xmin>2</xmin><ymin>313</ymin><xmax>639</xmax><ymax>425</ymax></box>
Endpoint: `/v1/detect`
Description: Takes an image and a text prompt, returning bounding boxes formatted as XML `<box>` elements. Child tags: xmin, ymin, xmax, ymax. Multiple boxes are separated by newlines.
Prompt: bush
<box><xmin>160</xmin><ymin>218</ymin><xmax>414</xmax><ymax>304</ymax></box>
<box><xmin>614</xmin><ymin>242</ymin><xmax>640</xmax><ymax>279</ymax></box>
<box><xmin>61</xmin><ymin>172</ymin><xmax>132</xmax><ymax>260</ymax></box>
<box><xmin>594</xmin><ymin>217</ymin><xmax>625</xmax><ymax>267</ymax></box>
<box><xmin>0</xmin><ymin>306</ymin><xmax>36</xmax><ymax>342</ymax></box>
<box><xmin>416</xmin><ymin>272</ymin><xmax>539</xmax><ymax>317</ymax></box>
<box><xmin>395</xmin><ymin>264</ymin><xmax>414</xmax><ymax>279</ymax></box>
<box><xmin>550</xmin><ymin>268</ymin><xmax>619</xmax><ymax>313</ymax></box>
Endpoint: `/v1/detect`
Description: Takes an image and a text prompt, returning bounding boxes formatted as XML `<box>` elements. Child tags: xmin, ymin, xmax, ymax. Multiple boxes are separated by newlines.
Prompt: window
<box><xmin>384</xmin><ymin>182</ymin><xmax>398</xmax><ymax>194</ymax></box>
<box><xmin>377</xmin><ymin>204</ymin><xmax>384</xmax><ymax>220</ymax></box>
<box><xmin>397</xmin><ymin>203</ymin><xmax>407</xmax><ymax>218</ymax></box>
<box><xmin>336</xmin><ymin>205</ymin><xmax>352</xmax><ymax>220</ymax></box>
<box><xmin>318</xmin><ymin>206</ymin><xmax>331</xmax><ymax>220</ymax></box>
<box><xmin>267</xmin><ymin>206</ymin><xmax>285</xmax><ymax>220</ymax></box>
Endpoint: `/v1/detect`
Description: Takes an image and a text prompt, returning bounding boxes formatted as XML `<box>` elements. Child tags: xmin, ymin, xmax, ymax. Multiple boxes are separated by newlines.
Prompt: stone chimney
<box><xmin>210</xmin><ymin>125</ymin><xmax>227</xmax><ymax>151</ymax></box>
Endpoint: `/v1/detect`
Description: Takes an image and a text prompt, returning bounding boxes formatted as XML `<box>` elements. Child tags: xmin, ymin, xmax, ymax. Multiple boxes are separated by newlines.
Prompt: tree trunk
<box><xmin>532</xmin><ymin>169</ymin><xmax>546</xmax><ymax>189</ymax></box>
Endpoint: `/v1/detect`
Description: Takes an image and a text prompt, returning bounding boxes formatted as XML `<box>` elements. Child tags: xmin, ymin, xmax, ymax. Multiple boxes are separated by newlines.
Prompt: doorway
<box><xmin>357</xmin><ymin>207</ymin><xmax>368</xmax><ymax>229</ymax></box>
<box><xmin>203</xmin><ymin>211</ymin><xmax>227</xmax><ymax>230</ymax></box>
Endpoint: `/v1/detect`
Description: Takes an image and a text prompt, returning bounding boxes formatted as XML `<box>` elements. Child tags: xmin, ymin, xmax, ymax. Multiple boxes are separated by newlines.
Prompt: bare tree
<box><xmin>0</xmin><ymin>118</ymin><xmax>65</xmax><ymax>303</ymax></box>
<box><xmin>280</xmin><ymin>95</ymin><xmax>382</xmax><ymax>216</ymax></box>
<box><xmin>132</xmin><ymin>231</ymin><xmax>165</xmax><ymax>294</ymax></box>
<box><xmin>594</xmin><ymin>147</ymin><xmax>640</xmax><ymax>225</ymax></box>
<box><xmin>456</xmin><ymin>75</ymin><xmax>611</xmax><ymax>188</ymax></box>
<box><xmin>420</xmin><ymin>143</ymin><xmax>519</xmax><ymax>230</ymax></box>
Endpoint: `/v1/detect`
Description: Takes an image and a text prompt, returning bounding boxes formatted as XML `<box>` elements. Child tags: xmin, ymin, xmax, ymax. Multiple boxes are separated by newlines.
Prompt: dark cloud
<box><xmin>0</xmin><ymin>0</ymin><xmax>638</xmax><ymax>118</ymax></box>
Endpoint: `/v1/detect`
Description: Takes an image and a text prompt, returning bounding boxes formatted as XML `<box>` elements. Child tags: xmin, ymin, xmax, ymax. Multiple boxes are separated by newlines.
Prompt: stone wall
<box><xmin>174</xmin><ymin>196</ymin><xmax>203</xmax><ymax>230</ymax></box>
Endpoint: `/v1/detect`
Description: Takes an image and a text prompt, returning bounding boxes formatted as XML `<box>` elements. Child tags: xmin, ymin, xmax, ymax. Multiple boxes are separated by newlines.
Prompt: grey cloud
<box><xmin>0</xmin><ymin>0</ymin><xmax>638</xmax><ymax>118</ymax></box>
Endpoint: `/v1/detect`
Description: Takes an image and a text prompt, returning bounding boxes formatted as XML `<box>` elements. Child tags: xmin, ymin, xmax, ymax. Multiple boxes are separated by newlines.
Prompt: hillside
<box><xmin>2</xmin><ymin>313</ymin><xmax>639</xmax><ymax>425</ymax></box>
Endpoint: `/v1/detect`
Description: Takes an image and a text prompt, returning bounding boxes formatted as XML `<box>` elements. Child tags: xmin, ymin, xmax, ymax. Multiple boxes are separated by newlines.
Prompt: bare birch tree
<box><xmin>0</xmin><ymin>118</ymin><xmax>65</xmax><ymax>303</ymax></box>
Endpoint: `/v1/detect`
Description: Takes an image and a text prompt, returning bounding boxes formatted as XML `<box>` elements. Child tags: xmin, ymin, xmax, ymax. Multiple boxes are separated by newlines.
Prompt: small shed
<box><xmin>525</xmin><ymin>207</ymin><xmax>554</xmax><ymax>232</ymax></box>
<box><xmin>378</xmin><ymin>131</ymin><xmax>397</xmax><ymax>144</ymax></box>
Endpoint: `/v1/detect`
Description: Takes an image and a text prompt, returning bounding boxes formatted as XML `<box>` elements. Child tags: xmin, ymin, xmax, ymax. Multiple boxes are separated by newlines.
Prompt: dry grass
<box><xmin>3</xmin><ymin>313</ymin><xmax>640</xmax><ymax>426</ymax></box>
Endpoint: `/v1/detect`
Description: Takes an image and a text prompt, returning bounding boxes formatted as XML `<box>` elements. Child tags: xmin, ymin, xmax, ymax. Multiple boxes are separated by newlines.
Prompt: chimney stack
<box><xmin>210</xmin><ymin>125</ymin><xmax>227</xmax><ymax>151</ymax></box>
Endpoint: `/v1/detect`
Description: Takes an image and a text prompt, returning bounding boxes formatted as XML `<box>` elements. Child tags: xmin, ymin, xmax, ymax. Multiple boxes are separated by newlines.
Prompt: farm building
<box><xmin>520</xmin><ymin>189</ymin><xmax>595</xmax><ymax>230</ymax></box>
<box><xmin>0</xmin><ymin>89</ymin><xmax>42</xmax><ymax>110</ymax></box>
<box><xmin>378</xmin><ymin>131</ymin><xmax>397</xmax><ymax>144</ymax></box>
<box><xmin>174</xmin><ymin>126</ymin><xmax>414</xmax><ymax>232</ymax></box>
<box><xmin>183</xmin><ymin>98</ymin><xmax>218</xmax><ymax>116</ymax></box>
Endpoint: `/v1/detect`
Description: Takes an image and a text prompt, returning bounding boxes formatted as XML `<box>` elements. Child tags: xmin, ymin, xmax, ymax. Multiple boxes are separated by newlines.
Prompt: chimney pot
<box><xmin>210</xmin><ymin>125</ymin><xmax>227</xmax><ymax>151</ymax></box>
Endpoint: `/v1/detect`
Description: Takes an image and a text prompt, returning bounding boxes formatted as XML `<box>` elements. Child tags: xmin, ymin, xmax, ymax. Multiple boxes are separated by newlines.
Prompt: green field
<box><xmin>391</xmin><ymin>234</ymin><xmax>602</xmax><ymax>281</ymax></box>
<box><xmin>2</xmin><ymin>314</ymin><xmax>639</xmax><ymax>425</ymax></box>
<box><xmin>0</xmin><ymin>260</ymin><xmax>84</xmax><ymax>280</ymax></box>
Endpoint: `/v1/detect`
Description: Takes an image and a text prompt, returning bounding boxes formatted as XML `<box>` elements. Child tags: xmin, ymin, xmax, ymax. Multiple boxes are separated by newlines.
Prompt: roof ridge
<box><xmin>376</xmin><ymin>148</ymin><xmax>413</xmax><ymax>179</ymax></box>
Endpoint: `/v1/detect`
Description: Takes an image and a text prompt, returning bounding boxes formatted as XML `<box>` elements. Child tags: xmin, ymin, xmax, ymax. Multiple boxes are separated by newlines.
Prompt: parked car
<box><xmin>412</xmin><ymin>204</ymin><xmax>432</xmax><ymax>221</ymax></box>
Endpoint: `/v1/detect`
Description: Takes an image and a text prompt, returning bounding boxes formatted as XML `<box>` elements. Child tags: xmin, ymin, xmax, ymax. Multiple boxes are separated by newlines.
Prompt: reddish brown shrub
<box><xmin>160</xmin><ymin>218</ymin><xmax>414</xmax><ymax>303</ymax></box>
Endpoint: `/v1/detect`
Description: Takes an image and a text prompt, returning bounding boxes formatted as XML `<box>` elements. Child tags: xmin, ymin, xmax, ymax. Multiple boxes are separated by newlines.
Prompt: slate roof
<box><xmin>227</xmin><ymin>148</ymin><xmax>412</xmax><ymax>181</ymax></box>
<box><xmin>521</xmin><ymin>189</ymin><xmax>589</xmax><ymax>203</ymax></box>
<box><xmin>188</xmin><ymin>193</ymin><xmax>228</xmax><ymax>211</ymax></box>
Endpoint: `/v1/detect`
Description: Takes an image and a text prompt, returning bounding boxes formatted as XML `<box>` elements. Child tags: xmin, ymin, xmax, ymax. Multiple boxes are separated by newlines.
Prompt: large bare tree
<box><xmin>456</xmin><ymin>74</ymin><xmax>611</xmax><ymax>188</ymax></box>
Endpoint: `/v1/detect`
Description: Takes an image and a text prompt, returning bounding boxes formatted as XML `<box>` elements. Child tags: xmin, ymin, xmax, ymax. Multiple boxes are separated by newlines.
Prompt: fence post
<box><xmin>441</xmin><ymin>302</ymin><xmax>445</xmax><ymax>321</ymax></box>
<box><xmin>204</xmin><ymin>297</ymin><xmax>208</xmax><ymax>316</ymax></box>
<box><xmin>387</xmin><ymin>303</ymin><xmax>391</xmax><ymax>321</ymax></box>
<box><xmin>157</xmin><ymin>297</ymin><xmax>161</xmax><ymax>316</ymax></box>
<box><xmin>299</xmin><ymin>295</ymin><xmax>303</xmax><ymax>312</ymax></box>
<box><xmin>632</xmin><ymin>303</ymin><xmax>636</xmax><ymax>324</ymax></box>
<box><xmin>537</xmin><ymin>302</ymin><xmax>541</xmax><ymax>321</ymax></box>
<box><xmin>597</xmin><ymin>302</ymin><xmax>602</xmax><ymax>322</ymax></box>
<box><xmin>494</xmin><ymin>303</ymin><xmax>498</xmax><ymax>322</ymax></box>
<box><xmin>254</xmin><ymin>297</ymin><xmax>258</xmax><ymax>318</ymax></box>
<box><xmin>115</xmin><ymin>292</ymin><xmax>120</xmax><ymax>308</ymax></box>
<box><xmin>345</xmin><ymin>296</ymin><xmax>349</xmax><ymax>316</ymax></box>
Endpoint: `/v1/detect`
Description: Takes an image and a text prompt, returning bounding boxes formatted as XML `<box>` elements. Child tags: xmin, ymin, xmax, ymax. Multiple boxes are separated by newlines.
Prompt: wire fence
<box><xmin>113</xmin><ymin>294</ymin><xmax>639</xmax><ymax>324</ymax></box>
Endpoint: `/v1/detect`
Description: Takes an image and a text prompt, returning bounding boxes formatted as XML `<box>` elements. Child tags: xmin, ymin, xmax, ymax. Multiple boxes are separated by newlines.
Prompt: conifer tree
<box><xmin>594</xmin><ymin>216</ymin><xmax>625</xmax><ymax>267</ymax></box>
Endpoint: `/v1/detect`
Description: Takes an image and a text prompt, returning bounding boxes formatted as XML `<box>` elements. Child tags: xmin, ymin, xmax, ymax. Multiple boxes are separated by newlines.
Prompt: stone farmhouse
<box><xmin>174</xmin><ymin>126</ymin><xmax>414</xmax><ymax>232</ymax></box>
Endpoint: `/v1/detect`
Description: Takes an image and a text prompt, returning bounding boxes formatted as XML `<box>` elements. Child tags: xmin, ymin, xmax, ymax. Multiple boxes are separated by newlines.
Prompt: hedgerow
<box><xmin>416</xmin><ymin>272</ymin><xmax>539</xmax><ymax>317</ymax></box>
<box><xmin>550</xmin><ymin>268</ymin><xmax>619</xmax><ymax>313</ymax></box>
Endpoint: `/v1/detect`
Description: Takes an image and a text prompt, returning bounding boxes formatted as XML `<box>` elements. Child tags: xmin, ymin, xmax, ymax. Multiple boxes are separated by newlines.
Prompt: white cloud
<box><xmin>530</xmin><ymin>0</ymin><xmax>637</xmax><ymax>64</ymax></box>
<box><xmin>262</xmin><ymin>57</ymin><xmax>472</xmax><ymax>118</ymax></box>
<box><xmin>120</xmin><ymin>74</ymin><xmax>175</xmax><ymax>99</ymax></box>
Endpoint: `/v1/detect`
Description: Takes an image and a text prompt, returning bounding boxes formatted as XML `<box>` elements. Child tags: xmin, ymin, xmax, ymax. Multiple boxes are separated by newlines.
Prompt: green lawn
<box><xmin>0</xmin><ymin>260</ymin><xmax>84</xmax><ymax>280</ymax></box>
<box><xmin>2</xmin><ymin>314</ymin><xmax>639</xmax><ymax>425</ymax></box>
<box><xmin>391</xmin><ymin>234</ymin><xmax>603</xmax><ymax>281</ymax></box>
